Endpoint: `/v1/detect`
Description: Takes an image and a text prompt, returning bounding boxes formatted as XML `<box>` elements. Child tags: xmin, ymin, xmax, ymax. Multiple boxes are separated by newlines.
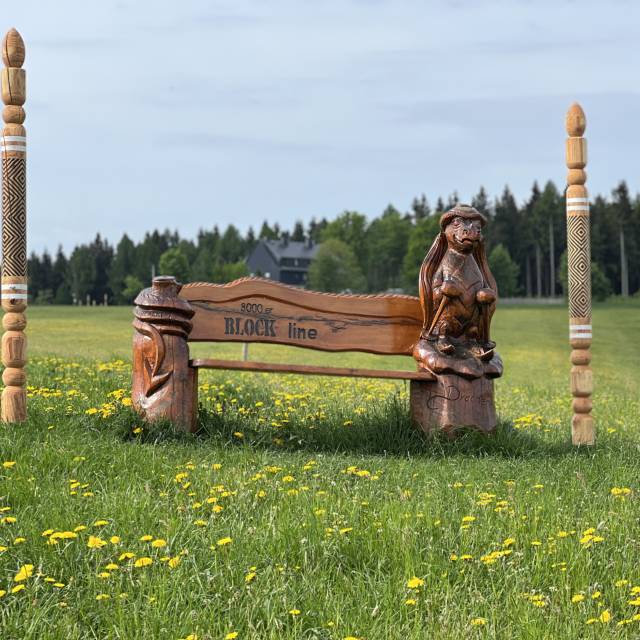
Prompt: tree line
<box><xmin>25</xmin><ymin>180</ymin><xmax>640</xmax><ymax>304</ymax></box>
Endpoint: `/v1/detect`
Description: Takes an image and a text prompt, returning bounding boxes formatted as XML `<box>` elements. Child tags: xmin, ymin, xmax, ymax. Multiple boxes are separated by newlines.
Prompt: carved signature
<box><xmin>426</xmin><ymin>385</ymin><xmax>491</xmax><ymax>409</ymax></box>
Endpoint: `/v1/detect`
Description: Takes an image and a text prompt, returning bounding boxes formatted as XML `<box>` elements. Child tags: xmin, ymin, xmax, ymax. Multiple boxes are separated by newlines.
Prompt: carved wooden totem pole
<box><xmin>132</xmin><ymin>276</ymin><xmax>197</xmax><ymax>431</ymax></box>
<box><xmin>565</xmin><ymin>103</ymin><xmax>594</xmax><ymax>445</ymax></box>
<box><xmin>1</xmin><ymin>28</ymin><xmax>28</xmax><ymax>423</ymax></box>
<box><xmin>411</xmin><ymin>205</ymin><xmax>502</xmax><ymax>435</ymax></box>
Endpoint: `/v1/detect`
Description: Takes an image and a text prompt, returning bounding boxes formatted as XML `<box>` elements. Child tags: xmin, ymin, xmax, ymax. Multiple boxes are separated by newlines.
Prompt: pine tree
<box><xmin>52</xmin><ymin>246</ymin><xmax>72</xmax><ymax>304</ymax></box>
<box><xmin>259</xmin><ymin>220</ymin><xmax>277</xmax><ymax>240</ymax></box>
<box><xmin>109</xmin><ymin>234</ymin><xmax>136</xmax><ymax>303</ymax></box>
<box><xmin>611</xmin><ymin>182</ymin><xmax>633</xmax><ymax>296</ymax></box>
<box><xmin>291</xmin><ymin>220</ymin><xmax>305</xmax><ymax>242</ymax></box>
<box><xmin>411</xmin><ymin>194</ymin><xmax>430</xmax><ymax>222</ymax></box>
<box><xmin>245</xmin><ymin>226</ymin><xmax>257</xmax><ymax>253</ymax></box>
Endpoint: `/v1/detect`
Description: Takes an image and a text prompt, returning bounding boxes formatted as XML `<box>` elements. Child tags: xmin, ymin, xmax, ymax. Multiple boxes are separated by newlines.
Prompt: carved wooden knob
<box><xmin>566</xmin><ymin>102</ymin><xmax>586</xmax><ymax>137</ymax></box>
<box><xmin>2</xmin><ymin>28</ymin><xmax>25</xmax><ymax>68</ymax></box>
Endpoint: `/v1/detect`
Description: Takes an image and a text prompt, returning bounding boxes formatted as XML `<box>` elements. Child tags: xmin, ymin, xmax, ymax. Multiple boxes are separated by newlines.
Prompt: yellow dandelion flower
<box><xmin>110</xmin><ymin>536</ymin><xmax>121</xmax><ymax>544</ymax></box>
<box><xmin>572</xmin><ymin>594</ymin><xmax>585</xmax><ymax>603</ymax></box>
<box><xmin>134</xmin><ymin>557</ymin><xmax>153</xmax><ymax>568</ymax></box>
<box><xmin>289</xmin><ymin>609</ymin><xmax>301</xmax><ymax>615</ymax></box>
<box><xmin>119</xmin><ymin>552</ymin><xmax>135</xmax><ymax>561</ymax></box>
<box><xmin>95</xmin><ymin>593</ymin><xmax>110</xmax><ymax>601</ymax></box>
<box><xmin>225</xmin><ymin>633</ymin><xmax>238</xmax><ymax>640</ymax></box>
<box><xmin>599</xmin><ymin>610</ymin><xmax>612</xmax><ymax>623</ymax></box>
<box><xmin>168</xmin><ymin>556</ymin><xmax>181</xmax><ymax>569</ymax></box>
<box><xmin>217</xmin><ymin>537</ymin><xmax>232</xmax><ymax>546</ymax></box>
<box><xmin>87</xmin><ymin>535</ymin><xmax>107</xmax><ymax>549</ymax></box>
<box><xmin>151</xmin><ymin>539</ymin><xmax>167</xmax><ymax>548</ymax></box>
<box><xmin>407</xmin><ymin>577</ymin><xmax>425</xmax><ymax>589</ymax></box>
<box><xmin>139</xmin><ymin>535</ymin><xmax>153</xmax><ymax>542</ymax></box>
<box><xmin>11</xmin><ymin>584</ymin><xmax>26</xmax><ymax>593</ymax></box>
<box><xmin>471</xmin><ymin>618</ymin><xmax>487</xmax><ymax>626</ymax></box>
<box><xmin>93</xmin><ymin>520</ymin><xmax>109</xmax><ymax>527</ymax></box>
<box><xmin>13</xmin><ymin>564</ymin><xmax>34</xmax><ymax>582</ymax></box>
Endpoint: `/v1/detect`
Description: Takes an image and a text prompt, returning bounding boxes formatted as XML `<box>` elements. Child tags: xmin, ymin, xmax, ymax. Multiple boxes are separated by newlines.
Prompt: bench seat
<box><xmin>190</xmin><ymin>358</ymin><xmax>435</xmax><ymax>381</ymax></box>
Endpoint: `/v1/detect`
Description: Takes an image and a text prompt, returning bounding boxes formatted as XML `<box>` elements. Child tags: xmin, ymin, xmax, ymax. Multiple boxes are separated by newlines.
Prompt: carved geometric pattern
<box><xmin>1</xmin><ymin>157</ymin><xmax>27</xmax><ymax>277</ymax></box>
<box><xmin>567</xmin><ymin>215</ymin><xmax>591</xmax><ymax>319</ymax></box>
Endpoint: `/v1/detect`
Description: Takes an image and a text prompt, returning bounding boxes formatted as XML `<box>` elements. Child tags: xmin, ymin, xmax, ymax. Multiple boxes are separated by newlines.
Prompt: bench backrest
<box><xmin>179</xmin><ymin>277</ymin><xmax>423</xmax><ymax>355</ymax></box>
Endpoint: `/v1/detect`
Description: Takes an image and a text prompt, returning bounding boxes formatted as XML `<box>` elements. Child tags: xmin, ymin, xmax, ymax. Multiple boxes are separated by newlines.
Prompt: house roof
<box><xmin>262</xmin><ymin>239</ymin><xmax>319</xmax><ymax>262</ymax></box>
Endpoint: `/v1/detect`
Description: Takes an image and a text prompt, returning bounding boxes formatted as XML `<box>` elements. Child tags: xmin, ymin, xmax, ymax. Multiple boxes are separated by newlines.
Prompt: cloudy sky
<box><xmin>5</xmin><ymin>0</ymin><xmax>640</xmax><ymax>253</ymax></box>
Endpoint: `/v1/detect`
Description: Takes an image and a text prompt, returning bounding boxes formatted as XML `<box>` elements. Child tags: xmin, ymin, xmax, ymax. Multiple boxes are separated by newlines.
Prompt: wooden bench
<box><xmin>131</xmin><ymin>275</ymin><xmax>434</xmax><ymax>432</ymax></box>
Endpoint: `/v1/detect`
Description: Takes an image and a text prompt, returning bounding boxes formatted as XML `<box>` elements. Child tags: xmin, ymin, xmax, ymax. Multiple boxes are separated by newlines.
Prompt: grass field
<box><xmin>0</xmin><ymin>301</ymin><xmax>639</xmax><ymax>639</ymax></box>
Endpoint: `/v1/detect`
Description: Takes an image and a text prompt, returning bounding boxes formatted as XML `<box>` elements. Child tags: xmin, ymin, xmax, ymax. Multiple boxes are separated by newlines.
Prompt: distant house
<box><xmin>247</xmin><ymin>238</ymin><xmax>319</xmax><ymax>286</ymax></box>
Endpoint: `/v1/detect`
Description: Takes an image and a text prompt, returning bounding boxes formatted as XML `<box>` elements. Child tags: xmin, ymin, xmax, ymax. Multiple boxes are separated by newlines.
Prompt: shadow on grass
<box><xmin>113</xmin><ymin>398</ymin><xmax>602</xmax><ymax>461</ymax></box>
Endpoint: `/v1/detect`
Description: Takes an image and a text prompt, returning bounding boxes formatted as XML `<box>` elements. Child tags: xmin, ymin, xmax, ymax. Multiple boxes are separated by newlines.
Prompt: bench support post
<box><xmin>132</xmin><ymin>276</ymin><xmax>197</xmax><ymax>432</ymax></box>
<box><xmin>410</xmin><ymin>375</ymin><xmax>497</xmax><ymax>436</ymax></box>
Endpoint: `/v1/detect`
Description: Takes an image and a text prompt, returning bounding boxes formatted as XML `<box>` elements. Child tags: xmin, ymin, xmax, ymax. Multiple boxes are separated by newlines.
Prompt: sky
<box><xmin>4</xmin><ymin>0</ymin><xmax>640</xmax><ymax>254</ymax></box>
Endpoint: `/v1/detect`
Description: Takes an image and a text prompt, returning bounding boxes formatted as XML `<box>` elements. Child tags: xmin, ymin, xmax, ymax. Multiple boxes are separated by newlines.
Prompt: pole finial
<box><xmin>566</xmin><ymin>102</ymin><xmax>586</xmax><ymax>137</ymax></box>
<box><xmin>2</xmin><ymin>28</ymin><xmax>25</xmax><ymax>68</ymax></box>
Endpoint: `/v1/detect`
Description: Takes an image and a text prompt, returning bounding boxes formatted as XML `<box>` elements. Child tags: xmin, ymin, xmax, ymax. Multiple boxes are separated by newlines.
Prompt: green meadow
<box><xmin>0</xmin><ymin>301</ymin><xmax>639</xmax><ymax>639</ymax></box>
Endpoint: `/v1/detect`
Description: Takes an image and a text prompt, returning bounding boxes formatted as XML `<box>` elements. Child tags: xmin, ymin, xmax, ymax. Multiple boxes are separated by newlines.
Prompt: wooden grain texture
<box><xmin>565</xmin><ymin>102</ymin><xmax>594</xmax><ymax>445</ymax></box>
<box><xmin>2</xmin><ymin>28</ymin><xmax>25</xmax><ymax>67</ymax></box>
<box><xmin>410</xmin><ymin>376</ymin><xmax>496</xmax><ymax>436</ymax></box>
<box><xmin>180</xmin><ymin>277</ymin><xmax>423</xmax><ymax>355</ymax></box>
<box><xmin>1</xmin><ymin>28</ymin><xmax>27</xmax><ymax>423</ymax></box>
<box><xmin>191</xmin><ymin>358</ymin><xmax>434</xmax><ymax>381</ymax></box>
<box><xmin>132</xmin><ymin>277</ymin><xmax>197</xmax><ymax>431</ymax></box>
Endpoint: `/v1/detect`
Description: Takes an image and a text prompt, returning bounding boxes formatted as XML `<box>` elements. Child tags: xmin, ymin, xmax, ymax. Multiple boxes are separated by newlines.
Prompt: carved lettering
<box><xmin>223</xmin><ymin>315</ymin><xmax>317</xmax><ymax>341</ymax></box>
<box><xmin>288</xmin><ymin>321</ymin><xmax>318</xmax><ymax>340</ymax></box>
<box><xmin>224</xmin><ymin>316</ymin><xmax>277</xmax><ymax>337</ymax></box>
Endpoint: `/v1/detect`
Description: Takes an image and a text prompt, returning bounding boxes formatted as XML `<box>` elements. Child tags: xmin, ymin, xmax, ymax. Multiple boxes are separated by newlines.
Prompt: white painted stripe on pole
<box><xmin>570</xmin><ymin>324</ymin><xmax>592</xmax><ymax>330</ymax></box>
<box><xmin>567</xmin><ymin>205</ymin><xmax>589</xmax><ymax>211</ymax></box>
<box><xmin>2</xmin><ymin>136</ymin><xmax>26</xmax><ymax>143</ymax></box>
<box><xmin>1</xmin><ymin>293</ymin><xmax>28</xmax><ymax>300</ymax></box>
<box><xmin>571</xmin><ymin>333</ymin><xmax>592</xmax><ymax>339</ymax></box>
<box><xmin>566</xmin><ymin>198</ymin><xmax>589</xmax><ymax>203</ymax></box>
<box><xmin>0</xmin><ymin>145</ymin><xmax>26</xmax><ymax>152</ymax></box>
<box><xmin>2</xmin><ymin>284</ymin><xmax>28</xmax><ymax>291</ymax></box>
